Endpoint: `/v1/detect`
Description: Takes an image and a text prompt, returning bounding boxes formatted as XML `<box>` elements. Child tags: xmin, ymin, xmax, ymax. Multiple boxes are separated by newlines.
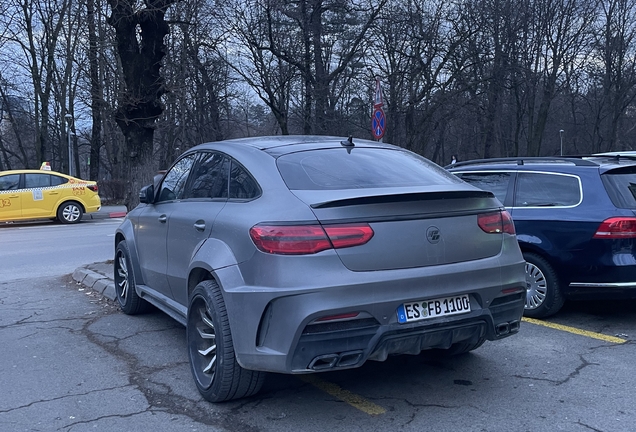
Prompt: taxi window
<box><xmin>51</xmin><ymin>175</ymin><xmax>68</xmax><ymax>186</ymax></box>
<box><xmin>0</xmin><ymin>174</ymin><xmax>20</xmax><ymax>191</ymax></box>
<box><xmin>25</xmin><ymin>174</ymin><xmax>52</xmax><ymax>188</ymax></box>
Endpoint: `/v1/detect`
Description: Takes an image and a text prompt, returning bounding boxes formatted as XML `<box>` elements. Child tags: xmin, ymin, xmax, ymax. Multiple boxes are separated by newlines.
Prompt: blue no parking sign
<box><xmin>372</xmin><ymin>107</ymin><xmax>386</xmax><ymax>140</ymax></box>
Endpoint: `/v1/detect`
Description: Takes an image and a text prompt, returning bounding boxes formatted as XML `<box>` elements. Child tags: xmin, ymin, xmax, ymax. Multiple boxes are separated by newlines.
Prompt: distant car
<box><xmin>449</xmin><ymin>155</ymin><xmax>636</xmax><ymax>318</ymax></box>
<box><xmin>114</xmin><ymin>135</ymin><xmax>526</xmax><ymax>403</ymax></box>
<box><xmin>0</xmin><ymin>169</ymin><xmax>101</xmax><ymax>224</ymax></box>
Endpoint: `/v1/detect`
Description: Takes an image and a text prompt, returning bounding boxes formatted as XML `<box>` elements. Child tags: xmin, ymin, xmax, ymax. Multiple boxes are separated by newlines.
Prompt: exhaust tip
<box><xmin>308</xmin><ymin>354</ymin><xmax>338</xmax><ymax>370</ymax></box>
<box><xmin>495</xmin><ymin>322</ymin><xmax>510</xmax><ymax>336</ymax></box>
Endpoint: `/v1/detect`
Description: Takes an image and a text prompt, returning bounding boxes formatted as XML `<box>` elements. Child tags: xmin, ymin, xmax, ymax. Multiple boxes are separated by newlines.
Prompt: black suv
<box><xmin>449</xmin><ymin>156</ymin><xmax>636</xmax><ymax>317</ymax></box>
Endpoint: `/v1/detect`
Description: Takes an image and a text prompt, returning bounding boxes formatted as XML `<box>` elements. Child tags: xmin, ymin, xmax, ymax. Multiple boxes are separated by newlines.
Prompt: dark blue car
<box><xmin>449</xmin><ymin>155</ymin><xmax>636</xmax><ymax>317</ymax></box>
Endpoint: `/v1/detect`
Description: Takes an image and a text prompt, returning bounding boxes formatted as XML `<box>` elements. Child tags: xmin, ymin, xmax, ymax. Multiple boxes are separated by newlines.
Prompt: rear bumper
<box><xmin>215</xmin><ymin>242</ymin><xmax>526</xmax><ymax>374</ymax></box>
<box><xmin>293</xmin><ymin>293</ymin><xmax>523</xmax><ymax>372</ymax></box>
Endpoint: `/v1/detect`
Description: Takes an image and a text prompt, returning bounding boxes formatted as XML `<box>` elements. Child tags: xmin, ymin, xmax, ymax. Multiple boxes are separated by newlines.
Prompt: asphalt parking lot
<box><xmin>67</xmin><ymin>262</ymin><xmax>636</xmax><ymax>431</ymax></box>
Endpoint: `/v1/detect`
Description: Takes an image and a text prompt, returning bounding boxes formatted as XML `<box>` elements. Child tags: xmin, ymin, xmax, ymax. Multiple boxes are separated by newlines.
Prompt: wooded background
<box><xmin>1</xmin><ymin>0</ymin><xmax>635</xmax><ymax>205</ymax></box>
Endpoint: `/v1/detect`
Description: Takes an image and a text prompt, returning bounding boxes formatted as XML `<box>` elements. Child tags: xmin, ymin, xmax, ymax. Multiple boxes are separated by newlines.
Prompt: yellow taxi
<box><xmin>0</xmin><ymin>169</ymin><xmax>101</xmax><ymax>224</ymax></box>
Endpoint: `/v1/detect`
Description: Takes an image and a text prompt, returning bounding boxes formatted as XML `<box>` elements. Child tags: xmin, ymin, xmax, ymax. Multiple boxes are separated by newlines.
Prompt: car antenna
<box><xmin>340</xmin><ymin>136</ymin><xmax>355</xmax><ymax>147</ymax></box>
<box><xmin>340</xmin><ymin>136</ymin><xmax>355</xmax><ymax>153</ymax></box>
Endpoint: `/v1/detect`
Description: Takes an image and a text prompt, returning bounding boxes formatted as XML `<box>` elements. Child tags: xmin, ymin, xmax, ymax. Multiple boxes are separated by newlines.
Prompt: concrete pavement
<box><xmin>74</xmin><ymin>206</ymin><xmax>125</xmax><ymax>299</ymax></box>
<box><xmin>73</xmin><ymin>261</ymin><xmax>117</xmax><ymax>301</ymax></box>
<box><xmin>83</xmin><ymin>204</ymin><xmax>127</xmax><ymax>220</ymax></box>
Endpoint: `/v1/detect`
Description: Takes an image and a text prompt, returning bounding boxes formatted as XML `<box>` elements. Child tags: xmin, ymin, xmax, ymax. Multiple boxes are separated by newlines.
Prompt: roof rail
<box><xmin>447</xmin><ymin>156</ymin><xmax>599</xmax><ymax>169</ymax></box>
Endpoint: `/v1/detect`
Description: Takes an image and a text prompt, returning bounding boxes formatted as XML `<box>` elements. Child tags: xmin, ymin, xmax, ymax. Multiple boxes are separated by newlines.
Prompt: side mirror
<box><xmin>139</xmin><ymin>184</ymin><xmax>154</xmax><ymax>204</ymax></box>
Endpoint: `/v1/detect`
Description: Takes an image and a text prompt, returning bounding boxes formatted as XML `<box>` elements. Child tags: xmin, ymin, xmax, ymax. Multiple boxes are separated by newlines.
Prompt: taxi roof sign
<box><xmin>40</xmin><ymin>162</ymin><xmax>51</xmax><ymax>171</ymax></box>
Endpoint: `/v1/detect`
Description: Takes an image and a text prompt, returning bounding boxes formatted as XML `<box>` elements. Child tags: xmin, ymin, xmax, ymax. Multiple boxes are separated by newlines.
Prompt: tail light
<box><xmin>87</xmin><ymin>184</ymin><xmax>98</xmax><ymax>192</ymax></box>
<box><xmin>593</xmin><ymin>217</ymin><xmax>636</xmax><ymax>239</ymax></box>
<box><xmin>478</xmin><ymin>210</ymin><xmax>516</xmax><ymax>235</ymax></box>
<box><xmin>249</xmin><ymin>223</ymin><xmax>374</xmax><ymax>255</ymax></box>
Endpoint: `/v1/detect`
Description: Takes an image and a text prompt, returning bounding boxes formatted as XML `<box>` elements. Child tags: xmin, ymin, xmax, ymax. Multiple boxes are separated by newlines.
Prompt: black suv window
<box><xmin>515</xmin><ymin>172</ymin><xmax>580</xmax><ymax>207</ymax></box>
<box><xmin>229</xmin><ymin>160</ymin><xmax>260</xmax><ymax>199</ymax></box>
<box><xmin>186</xmin><ymin>152</ymin><xmax>229</xmax><ymax>199</ymax></box>
<box><xmin>454</xmin><ymin>172</ymin><xmax>511</xmax><ymax>204</ymax></box>
<box><xmin>158</xmin><ymin>154</ymin><xmax>196</xmax><ymax>202</ymax></box>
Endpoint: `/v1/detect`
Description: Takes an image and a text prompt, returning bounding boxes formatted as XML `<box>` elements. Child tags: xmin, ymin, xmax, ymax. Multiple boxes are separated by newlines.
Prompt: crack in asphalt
<box><xmin>513</xmin><ymin>353</ymin><xmax>599</xmax><ymax>386</ymax></box>
<box><xmin>77</xmin><ymin>300</ymin><xmax>263</xmax><ymax>431</ymax></box>
<box><xmin>0</xmin><ymin>385</ymin><xmax>137</xmax><ymax>414</ymax></box>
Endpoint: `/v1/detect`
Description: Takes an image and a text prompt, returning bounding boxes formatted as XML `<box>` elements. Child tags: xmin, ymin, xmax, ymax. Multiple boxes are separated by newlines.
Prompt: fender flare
<box><xmin>114</xmin><ymin>219</ymin><xmax>146</xmax><ymax>286</ymax></box>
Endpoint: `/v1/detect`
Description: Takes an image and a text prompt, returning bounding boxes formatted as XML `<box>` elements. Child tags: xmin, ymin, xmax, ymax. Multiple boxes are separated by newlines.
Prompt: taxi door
<box><xmin>0</xmin><ymin>173</ymin><xmax>22</xmax><ymax>220</ymax></box>
<box><xmin>21</xmin><ymin>173</ymin><xmax>59</xmax><ymax>219</ymax></box>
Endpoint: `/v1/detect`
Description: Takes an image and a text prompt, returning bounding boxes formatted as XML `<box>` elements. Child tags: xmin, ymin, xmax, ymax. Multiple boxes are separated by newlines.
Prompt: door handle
<box><xmin>158</xmin><ymin>215</ymin><xmax>167</xmax><ymax>223</ymax></box>
<box><xmin>194</xmin><ymin>221</ymin><xmax>206</xmax><ymax>231</ymax></box>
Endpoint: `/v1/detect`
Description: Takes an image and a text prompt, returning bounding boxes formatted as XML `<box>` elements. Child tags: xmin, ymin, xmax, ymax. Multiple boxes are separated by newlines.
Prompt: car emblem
<box><xmin>426</xmin><ymin>226</ymin><xmax>441</xmax><ymax>244</ymax></box>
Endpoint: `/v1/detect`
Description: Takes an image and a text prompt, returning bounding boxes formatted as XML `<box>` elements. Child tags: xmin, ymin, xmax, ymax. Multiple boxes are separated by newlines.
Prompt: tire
<box><xmin>523</xmin><ymin>252</ymin><xmax>565</xmax><ymax>318</ymax></box>
<box><xmin>187</xmin><ymin>280</ymin><xmax>265</xmax><ymax>403</ymax></box>
<box><xmin>114</xmin><ymin>241</ymin><xmax>151</xmax><ymax>315</ymax></box>
<box><xmin>57</xmin><ymin>201</ymin><xmax>83</xmax><ymax>224</ymax></box>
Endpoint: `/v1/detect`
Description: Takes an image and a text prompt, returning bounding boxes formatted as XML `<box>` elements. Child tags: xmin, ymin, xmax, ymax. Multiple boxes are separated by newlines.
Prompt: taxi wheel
<box><xmin>57</xmin><ymin>201</ymin><xmax>84</xmax><ymax>224</ymax></box>
<box><xmin>187</xmin><ymin>280</ymin><xmax>265</xmax><ymax>402</ymax></box>
<box><xmin>114</xmin><ymin>241</ymin><xmax>150</xmax><ymax>315</ymax></box>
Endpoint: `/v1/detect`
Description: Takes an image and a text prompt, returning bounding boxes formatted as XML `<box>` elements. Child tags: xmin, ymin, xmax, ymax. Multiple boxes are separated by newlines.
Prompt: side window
<box><xmin>515</xmin><ymin>172</ymin><xmax>581</xmax><ymax>207</ymax></box>
<box><xmin>185</xmin><ymin>152</ymin><xmax>229</xmax><ymax>199</ymax></box>
<box><xmin>25</xmin><ymin>174</ymin><xmax>51</xmax><ymax>188</ymax></box>
<box><xmin>51</xmin><ymin>175</ymin><xmax>68</xmax><ymax>186</ymax></box>
<box><xmin>0</xmin><ymin>174</ymin><xmax>20</xmax><ymax>191</ymax></box>
<box><xmin>455</xmin><ymin>172</ymin><xmax>511</xmax><ymax>204</ymax></box>
<box><xmin>157</xmin><ymin>154</ymin><xmax>197</xmax><ymax>202</ymax></box>
<box><xmin>229</xmin><ymin>160</ymin><xmax>260</xmax><ymax>199</ymax></box>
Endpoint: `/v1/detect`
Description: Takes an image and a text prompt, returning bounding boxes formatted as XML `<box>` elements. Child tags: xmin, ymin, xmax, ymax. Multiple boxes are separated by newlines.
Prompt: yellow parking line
<box><xmin>301</xmin><ymin>375</ymin><xmax>386</xmax><ymax>415</ymax></box>
<box><xmin>522</xmin><ymin>317</ymin><xmax>627</xmax><ymax>344</ymax></box>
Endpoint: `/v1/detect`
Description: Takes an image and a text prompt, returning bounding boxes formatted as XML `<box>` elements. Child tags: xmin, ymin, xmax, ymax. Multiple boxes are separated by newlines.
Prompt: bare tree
<box><xmin>106</xmin><ymin>0</ymin><xmax>178</xmax><ymax>209</ymax></box>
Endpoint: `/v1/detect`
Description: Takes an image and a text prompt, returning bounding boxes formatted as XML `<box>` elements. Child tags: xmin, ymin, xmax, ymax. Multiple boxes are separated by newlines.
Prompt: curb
<box><xmin>72</xmin><ymin>267</ymin><xmax>116</xmax><ymax>301</ymax></box>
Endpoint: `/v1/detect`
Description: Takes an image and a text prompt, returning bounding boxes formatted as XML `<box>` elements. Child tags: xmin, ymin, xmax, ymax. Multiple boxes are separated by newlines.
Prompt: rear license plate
<box><xmin>397</xmin><ymin>295</ymin><xmax>471</xmax><ymax>323</ymax></box>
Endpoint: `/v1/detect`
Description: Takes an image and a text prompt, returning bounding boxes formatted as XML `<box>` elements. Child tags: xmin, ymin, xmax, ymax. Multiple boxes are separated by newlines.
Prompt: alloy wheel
<box><xmin>62</xmin><ymin>204</ymin><xmax>81</xmax><ymax>222</ymax></box>
<box><xmin>525</xmin><ymin>261</ymin><xmax>547</xmax><ymax>309</ymax></box>
<box><xmin>189</xmin><ymin>298</ymin><xmax>217</xmax><ymax>390</ymax></box>
<box><xmin>116</xmin><ymin>250</ymin><xmax>129</xmax><ymax>300</ymax></box>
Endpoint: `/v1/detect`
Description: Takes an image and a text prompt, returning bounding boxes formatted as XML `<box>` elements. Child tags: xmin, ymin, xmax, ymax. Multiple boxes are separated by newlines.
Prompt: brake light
<box><xmin>249</xmin><ymin>223</ymin><xmax>374</xmax><ymax>255</ymax></box>
<box><xmin>593</xmin><ymin>217</ymin><xmax>636</xmax><ymax>239</ymax></box>
<box><xmin>478</xmin><ymin>210</ymin><xmax>516</xmax><ymax>235</ymax></box>
<box><xmin>87</xmin><ymin>184</ymin><xmax>98</xmax><ymax>192</ymax></box>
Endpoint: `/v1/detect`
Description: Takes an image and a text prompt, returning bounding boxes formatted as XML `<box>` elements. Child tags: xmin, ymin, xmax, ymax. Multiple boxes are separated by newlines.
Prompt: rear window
<box><xmin>454</xmin><ymin>172</ymin><xmax>512</xmax><ymax>204</ymax></box>
<box><xmin>514</xmin><ymin>172</ymin><xmax>581</xmax><ymax>207</ymax></box>
<box><xmin>602</xmin><ymin>170</ymin><xmax>636</xmax><ymax>209</ymax></box>
<box><xmin>276</xmin><ymin>148</ymin><xmax>462</xmax><ymax>190</ymax></box>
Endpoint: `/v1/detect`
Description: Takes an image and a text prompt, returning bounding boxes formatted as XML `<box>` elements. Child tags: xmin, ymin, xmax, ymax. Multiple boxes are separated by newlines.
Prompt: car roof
<box><xmin>0</xmin><ymin>169</ymin><xmax>71</xmax><ymax>176</ymax></box>
<box><xmin>189</xmin><ymin>135</ymin><xmax>398</xmax><ymax>157</ymax></box>
<box><xmin>448</xmin><ymin>156</ymin><xmax>636</xmax><ymax>174</ymax></box>
<box><xmin>0</xmin><ymin>169</ymin><xmax>94</xmax><ymax>182</ymax></box>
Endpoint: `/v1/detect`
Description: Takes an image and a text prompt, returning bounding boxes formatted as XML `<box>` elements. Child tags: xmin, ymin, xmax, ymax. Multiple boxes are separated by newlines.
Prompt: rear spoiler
<box><xmin>308</xmin><ymin>190</ymin><xmax>494</xmax><ymax>209</ymax></box>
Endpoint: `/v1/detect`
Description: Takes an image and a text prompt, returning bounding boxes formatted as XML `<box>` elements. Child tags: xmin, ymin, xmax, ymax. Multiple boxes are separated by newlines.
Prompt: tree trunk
<box><xmin>107</xmin><ymin>0</ymin><xmax>176</xmax><ymax>210</ymax></box>
<box><xmin>87</xmin><ymin>0</ymin><xmax>103</xmax><ymax>181</ymax></box>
